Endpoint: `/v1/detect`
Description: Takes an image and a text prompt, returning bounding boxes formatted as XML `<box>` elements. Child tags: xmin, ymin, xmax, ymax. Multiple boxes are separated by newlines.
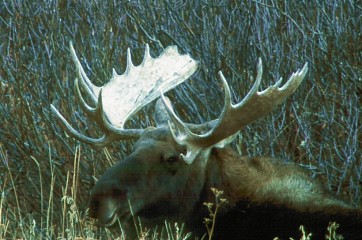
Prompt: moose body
<box><xmin>52</xmin><ymin>42</ymin><xmax>362</xmax><ymax>239</ymax></box>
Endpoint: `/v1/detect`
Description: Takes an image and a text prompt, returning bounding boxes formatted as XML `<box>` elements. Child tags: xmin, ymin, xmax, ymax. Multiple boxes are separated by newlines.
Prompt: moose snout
<box><xmin>89</xmin><ymin>180</ymin><xmax>127</xmax><ymax>220</ymax></box>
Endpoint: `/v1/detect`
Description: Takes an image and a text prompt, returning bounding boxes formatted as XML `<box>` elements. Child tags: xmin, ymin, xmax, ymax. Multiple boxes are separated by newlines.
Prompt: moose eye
<box><xmin>161</xmin><ymin>153</ymin><xmax>180</xmax><ymax>164</ymax></box>
<box><xmin>160</xmin><ymin>154</ymin><xmax>180</xmax><ymax>175</ymax></box>
<box><xmin>166</xmin><ymin>156</ymin><xmax>179</xmax><ymax>163</ymax></box>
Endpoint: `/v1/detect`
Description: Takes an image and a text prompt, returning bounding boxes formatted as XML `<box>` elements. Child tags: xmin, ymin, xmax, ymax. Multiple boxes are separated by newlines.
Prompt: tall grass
<box><xmin>0</xmin><ymin>147</ymin><xmax>346</xmax><ymax>239</ymax></box>
<box><xmin>1</xmin><ymin>144</ymin><xmax>194</xmax><ymax>239</ymax></box>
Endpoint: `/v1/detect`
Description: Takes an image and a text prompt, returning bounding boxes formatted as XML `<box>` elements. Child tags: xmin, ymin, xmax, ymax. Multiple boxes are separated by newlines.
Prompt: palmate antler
<box><xmin>52</xmin><ymin>42</ymin><xmax>308</xmax><ymax>163</ymax></box>
<box><xmin>162</xmin><ymin>59</ymin><xmax>308</xmax><ymax>164</ymax></box>
<box><xmin>51</xmin><ymin>42</ymin><xmax>198</xmax><ymax>149</ymax></box>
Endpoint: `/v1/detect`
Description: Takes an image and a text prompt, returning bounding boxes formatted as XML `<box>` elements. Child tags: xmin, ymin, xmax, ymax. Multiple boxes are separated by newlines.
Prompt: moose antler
<box><xmin>162</xmin><ymin>59</ymin><xmax>308</xmax><ymax>164</ymax></box>
<box><xmin>51</xmin><ymin>42</ymin><xmax>198</xmax><ymax>149</ymax></box>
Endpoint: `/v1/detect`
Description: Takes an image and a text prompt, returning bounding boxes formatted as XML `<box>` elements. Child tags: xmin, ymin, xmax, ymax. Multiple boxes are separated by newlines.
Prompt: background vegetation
<box><xmin>0</xmin><ymin>0</ymin><xmax>360</xmax><ymax>239</ymax></box>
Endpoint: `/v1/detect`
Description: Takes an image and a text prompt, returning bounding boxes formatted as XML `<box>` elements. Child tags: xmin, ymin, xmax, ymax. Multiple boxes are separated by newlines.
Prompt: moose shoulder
<box><xmin>51</xmin><ymin>42</ymin><xmax>362</xmax><ymax>239</ymax></box>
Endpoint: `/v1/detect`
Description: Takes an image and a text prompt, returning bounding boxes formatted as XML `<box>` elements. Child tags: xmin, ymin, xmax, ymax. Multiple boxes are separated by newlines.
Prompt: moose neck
<box><xmin>184</xmin><ymin>147</ymin><xmax>241</xmax><ymax>233</ymax></box>
<box><xmin>189</xmin><ymin>148</ymin><xmax>242</xmax><ymax>214</ymax></box>
<box><xmin>200</xmin><ymin>147</ymin><xmax>251</xmax><ymax>206</ymax></box>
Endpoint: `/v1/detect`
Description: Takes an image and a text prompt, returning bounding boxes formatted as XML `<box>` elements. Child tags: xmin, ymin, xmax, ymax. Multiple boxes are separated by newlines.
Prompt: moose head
<box><xmin>51</xmin><ymin>42</ymin><xmax>361</xmax><ymax>239</ymax></box>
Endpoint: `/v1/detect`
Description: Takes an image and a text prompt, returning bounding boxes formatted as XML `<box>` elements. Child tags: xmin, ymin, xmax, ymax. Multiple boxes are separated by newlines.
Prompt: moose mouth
<box><xmin>99</xmin><ymin>208</ymin><xmax>131</xmax><ymax>227</ymax></box>
<box><xmin>98</xmin><ymin>202</ymin><xmax>177</xmax><ymax>227</ymax></box>
<box><xmin>96</xmin><ymin>199</ymin><xmax>179</xmax><ymax>227</ymax></box>
<box><xmin>93</xmin><ymin>197</ymin><xmax>129</xmax><ymax>227</ymax></box>
<box><xmin>103</xmin><ymin>209</ymin><xmax>119</xmax><ymax>227</ymax></box>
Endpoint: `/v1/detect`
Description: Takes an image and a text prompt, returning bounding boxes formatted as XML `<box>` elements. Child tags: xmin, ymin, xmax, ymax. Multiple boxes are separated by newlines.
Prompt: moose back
<box><xmin>51</xmin><ymin>42</ymin><xmax>362</xmax><ymax>239</ymax></box>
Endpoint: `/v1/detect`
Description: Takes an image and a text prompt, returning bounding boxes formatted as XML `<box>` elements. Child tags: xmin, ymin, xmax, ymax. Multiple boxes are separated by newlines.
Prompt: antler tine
<box><xmin>51</xmin><ymin>86</ymin><xmax>144</xmax><ymax>149</ymax></box>
<box><xmin>74</xmin><ymin>78</ymin><xmax>108</xmax><ymax>133</ymax></box>
<box><xmin>75</xmin><ymin>77</ymin><xmax>96</xmax><ymax>113</ymax></box>
<box><xmin>69</xmin><ymin>41</ymin><xmax>100</xmax><ymax>105</ymax></box>
<box><xmin>50</xmin><ymin>104</ymin><xmax>107</xmax><ymax>149</ymax></box>
<box><xmin>165</xmin><ymin>60</ymin><xmax>308</xmax><ymax>164</ymax></box>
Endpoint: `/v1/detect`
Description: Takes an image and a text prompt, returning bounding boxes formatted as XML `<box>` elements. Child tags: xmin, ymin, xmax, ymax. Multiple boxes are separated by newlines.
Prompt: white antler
<box><xmin>51</xmin><ymin>41</ymin><xmax>198</xmax><ymax>149</ymax></box>
<box><xmin>163</xmin><ymin>59</ymin><xmax>309</xmax><ymax>164</ymax></box>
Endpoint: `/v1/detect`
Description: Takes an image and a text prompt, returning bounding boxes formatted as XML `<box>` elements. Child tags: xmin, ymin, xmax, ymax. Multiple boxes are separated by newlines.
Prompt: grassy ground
<box><xmin>0</xmin><ymin>0</ymin><xmax>360</xmax><ymax>239</ymax></box>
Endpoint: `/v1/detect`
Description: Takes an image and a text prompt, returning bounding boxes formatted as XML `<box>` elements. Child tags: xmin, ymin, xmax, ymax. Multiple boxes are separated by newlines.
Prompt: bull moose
<box><xmin>51</xmin><ymin>42</ymin><xmax>362</xmax><ymax>239</ymax></box>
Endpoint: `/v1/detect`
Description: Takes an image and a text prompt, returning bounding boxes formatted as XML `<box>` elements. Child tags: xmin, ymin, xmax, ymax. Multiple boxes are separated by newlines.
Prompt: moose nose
<box><xmin>89</xmin><ymin>181</ymin><xmax>127</xmax><ymax>218</ymax></box>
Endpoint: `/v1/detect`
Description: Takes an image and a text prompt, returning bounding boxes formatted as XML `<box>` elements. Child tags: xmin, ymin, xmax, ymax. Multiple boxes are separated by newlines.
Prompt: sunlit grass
<box><xmin>203</xmin><ymin>188</ymin><xmax>227</xmax><ymax>240</ymax></box>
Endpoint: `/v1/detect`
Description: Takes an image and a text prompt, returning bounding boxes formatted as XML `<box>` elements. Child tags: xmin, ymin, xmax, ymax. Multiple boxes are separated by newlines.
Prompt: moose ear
<box><xmin>154</xmin><ymin>97</ymin><xmax>172</xmax><ymax>127</ymax></box>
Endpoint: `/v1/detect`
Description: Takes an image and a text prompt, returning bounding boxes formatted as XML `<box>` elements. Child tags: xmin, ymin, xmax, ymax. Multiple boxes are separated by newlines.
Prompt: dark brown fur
<box><xmin>194</xmin><ymin>148</ymin><xmax>362</xmax><ymax>239</ymax></box>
